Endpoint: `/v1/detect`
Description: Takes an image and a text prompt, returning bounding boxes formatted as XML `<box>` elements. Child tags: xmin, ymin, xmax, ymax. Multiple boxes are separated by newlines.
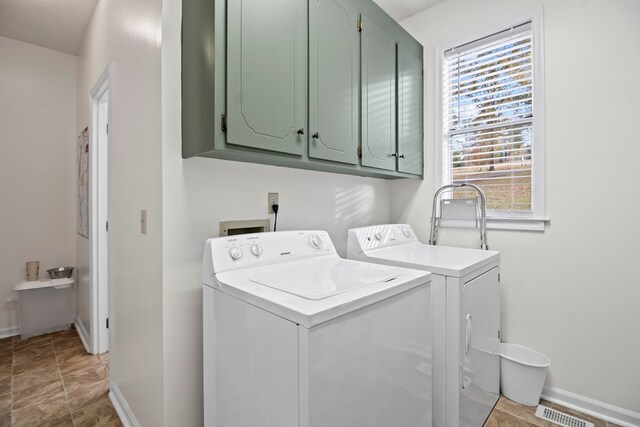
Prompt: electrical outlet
<box><xmin>268</xmin><ymin>192</ymin><xmax>279</xmax><ymax>214</ymax></box>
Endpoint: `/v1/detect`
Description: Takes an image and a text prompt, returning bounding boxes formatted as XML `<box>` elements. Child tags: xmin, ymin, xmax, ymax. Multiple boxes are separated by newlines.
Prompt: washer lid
<box><xmin>367</xmin><ymin>242</ymin><xmax>500</xmax><ymax>277</ymax></box>
<box><xmin>213</xmin><ymin>257</ymin><xmax>430</xmax><ymax>328</ymax></box>
<box><xmin>249</xmin><ymin>259</ymin><xmax>399</xmax><ymax>300</ymax></box>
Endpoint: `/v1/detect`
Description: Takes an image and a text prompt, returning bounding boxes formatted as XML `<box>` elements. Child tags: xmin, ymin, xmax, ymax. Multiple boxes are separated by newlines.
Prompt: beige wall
<box><xmin>72</xmin><ymin>0</ymin><xmax>640</xmax><ymax>423</ymax></box>
<box><xmin>0</xmin><ymin>36</ymin><xmax>77</xmax><ymax>333</ymax></box>
<box><xmin>395</xmin><ymin>0</ymin><xmax>640</xmax><ymax>413</ymax></box>
<box><xmin>75</xmin><ymin>0</ymin><xmax>164</xmax><ymax>424</ymax></box>
<box><xmin>161</xmin><ymin>1</ymin><xmax>392</xmax><ymax>424</ymax></box>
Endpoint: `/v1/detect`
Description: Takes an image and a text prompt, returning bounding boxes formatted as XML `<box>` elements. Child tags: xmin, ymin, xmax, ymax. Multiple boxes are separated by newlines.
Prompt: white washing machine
<box><xmin>348</xmin><ymin>224</ymin><xmax>501</xmax><ymax>427</ymax></box>
<box><xmin>203</xmin><ymin>230</ymin><xmax>433</xmax><ymax>427</ymax></box>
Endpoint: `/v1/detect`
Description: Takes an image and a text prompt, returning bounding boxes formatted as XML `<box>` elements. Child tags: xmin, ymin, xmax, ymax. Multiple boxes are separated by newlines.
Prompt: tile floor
<box><xmin>1</xmin><ymin>327</ymin><xmax>621</xmax><ymax>427</ymax></box>
<box><xmin>0</xmin><ymin>326</ymin><xmax>121</xmax><ymax>426</ymax></box>
<box><xmin>485</xmin><ymin>395</ymin><xmax>622</xmax><ymax>427</ymax></box>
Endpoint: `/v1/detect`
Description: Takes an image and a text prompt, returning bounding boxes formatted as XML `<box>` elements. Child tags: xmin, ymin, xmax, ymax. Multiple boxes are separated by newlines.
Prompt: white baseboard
<box><xmin>109</xmin><ymin>381</ymin><xmax>141</xmax><ymax>427</ymax></box>
<box><xmin>542</xmin><ymin>386</ymin><xmax>640</xmax><ymax>427</ymax></box>
<box><xmin>2</xmin><ymin>315</ymin><xmax>79</xmax><ymax>341</ymax></box>
<box><xmin>0</xmin><ymin>325</ymin><xmax>20</xmax><ymax>339</ymax></box>
<box><xmin>74</xmin><ymin>317</ymin><xmax>92</xmax><ymax>354</ymax></box>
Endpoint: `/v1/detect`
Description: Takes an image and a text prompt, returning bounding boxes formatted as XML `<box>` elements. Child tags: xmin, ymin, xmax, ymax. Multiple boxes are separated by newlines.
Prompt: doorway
<box><xmin>89</xmin><ymin>65</ymin><xmax>112</xmax><ymax>354</ymax></box>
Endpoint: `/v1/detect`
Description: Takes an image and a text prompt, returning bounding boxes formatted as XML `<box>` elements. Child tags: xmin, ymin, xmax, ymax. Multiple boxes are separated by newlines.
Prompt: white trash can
<box><xmin>499</xmin><ymin>343</ymin><xmax>550</xmax><ymax>406</ymax></box>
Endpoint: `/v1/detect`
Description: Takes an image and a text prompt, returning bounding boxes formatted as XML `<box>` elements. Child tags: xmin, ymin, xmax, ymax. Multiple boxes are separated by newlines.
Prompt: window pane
<box><xmin>449</xmin><ymin>123</ymin><xmax>531</xmax><ymax>211</ymax></box>
<box><xmin>444</xmin><ymin>25</ymin><xmax>533</xmax><ymax>213</ymax></box>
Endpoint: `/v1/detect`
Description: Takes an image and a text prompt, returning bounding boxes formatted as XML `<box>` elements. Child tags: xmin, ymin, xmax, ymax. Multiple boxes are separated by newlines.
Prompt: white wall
<box><xmin>0</xmin><ymin>36</ymin><xmax>77</xmax><ymax>334</ymax></box>
<box><xmin>395</xmin><ymin>0</ymin><xmax>640</xmax><ymax>414</ymax></box>
<box><xmin>161</xmin><ymin>1</ymin><xmax>392</xmax><ymax>424</ymax></box>
<box><xmin>75</xmin><ymin>0</ymin><xmax>164</xmax><ymax>425</ymax></box>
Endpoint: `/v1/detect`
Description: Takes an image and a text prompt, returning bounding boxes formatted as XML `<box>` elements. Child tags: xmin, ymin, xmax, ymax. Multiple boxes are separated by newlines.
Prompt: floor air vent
<box><xmin>535</xmin><ymin>405</ymin><xmax>594</xmax><ymax>427</ymax></box>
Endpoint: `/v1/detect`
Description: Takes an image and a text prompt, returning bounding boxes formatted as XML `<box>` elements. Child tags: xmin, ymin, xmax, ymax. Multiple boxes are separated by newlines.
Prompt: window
<box><xmin>439</xmin><ymin>19</ymin><xmax>545</xmax><ymax>229</ymax></box>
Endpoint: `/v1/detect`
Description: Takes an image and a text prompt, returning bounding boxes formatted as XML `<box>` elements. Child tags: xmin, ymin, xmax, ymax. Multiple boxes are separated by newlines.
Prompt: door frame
<box><xmin>89</xmin><ymin>63</ymin><xmax>113</xmax><ymax>354</ymax></box>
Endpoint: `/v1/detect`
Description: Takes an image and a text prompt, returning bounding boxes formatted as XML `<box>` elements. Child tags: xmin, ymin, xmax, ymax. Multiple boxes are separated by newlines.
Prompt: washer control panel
<box><xmin>205</xmin><ymin>230</ymin><xmax>337</xmax><ymax>274</ymax></box>
<box><xmin>348</xmin><ymin>224</ymin><xmax>419</xmax><ymax>254</ymax></box>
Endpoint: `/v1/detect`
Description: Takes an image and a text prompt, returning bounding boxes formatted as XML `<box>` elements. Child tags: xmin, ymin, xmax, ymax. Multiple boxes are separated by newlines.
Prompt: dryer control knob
<box><xmin>309</xmin><ymin>233</ymin><xmax>323</xmax><ymax>249</ymax></box>
<box><xmin>374</xmin><ymin>232</ymin><xmax>383</xmax><ymax>241</ymax></box>
<box><xmin>229</xmin><ymin>246</ymin><xmax>243</xmax><ymax>260</ymax></box>
<box><xmin>250</xmin><ymin>243</ymin><xmax>263</xmax><ymax>257</ymax></box>
<box><xmin>401</xmin><ymin>227</ymin><xmax>412</xmax><ymax>238</ymax></box>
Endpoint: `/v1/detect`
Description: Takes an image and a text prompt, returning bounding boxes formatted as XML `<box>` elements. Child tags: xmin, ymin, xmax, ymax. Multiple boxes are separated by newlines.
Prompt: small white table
<box><xmin>13</xmin><ymin>278</ymin><xmax>75</xmax><ymax>339</ymax></box>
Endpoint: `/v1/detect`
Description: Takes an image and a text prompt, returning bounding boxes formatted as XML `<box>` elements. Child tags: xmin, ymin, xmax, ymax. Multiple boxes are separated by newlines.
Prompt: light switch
<box><xmin>141</xmin><ymin>209</ymin><xmax>147</xmax><ymax>234</ymax></box>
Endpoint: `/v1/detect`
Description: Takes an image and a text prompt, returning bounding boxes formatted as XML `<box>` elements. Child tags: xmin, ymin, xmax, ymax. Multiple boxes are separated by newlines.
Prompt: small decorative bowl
<box><xmin>46</xmin><ymin>267</ymin><xmax>74</xmax><ymax>279</ymax></box>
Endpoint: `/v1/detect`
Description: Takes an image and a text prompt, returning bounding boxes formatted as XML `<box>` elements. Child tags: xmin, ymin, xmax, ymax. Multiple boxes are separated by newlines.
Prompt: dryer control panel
<box><xmin>348</xmin><ymin>224</ymin><xmax>419</xmax><ymax>256</ymax></box>
<box><xmin>203</xmin><ymin>230</ymin><xmax>337</xmax><ymax>278</ymax></box>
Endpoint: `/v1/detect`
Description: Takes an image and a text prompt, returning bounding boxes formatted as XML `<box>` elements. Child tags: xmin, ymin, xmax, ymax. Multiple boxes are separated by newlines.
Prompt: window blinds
<box><xmin>444</xmin><ymin>23</ymin><xmax>533</xmax><ymax>212</ymax></box>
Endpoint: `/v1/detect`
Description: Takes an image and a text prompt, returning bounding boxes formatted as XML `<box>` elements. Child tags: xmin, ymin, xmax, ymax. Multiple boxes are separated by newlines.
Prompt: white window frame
<box><xmin>434</xmin><ymin>8</ymin><xmax>547</xmax><ymax>231</ymax></box>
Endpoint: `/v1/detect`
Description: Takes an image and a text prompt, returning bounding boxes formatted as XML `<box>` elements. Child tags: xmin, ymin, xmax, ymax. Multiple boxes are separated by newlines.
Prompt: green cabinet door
<box><xmin>397</xmin><ymin>44</ymin><xmax>423</xmax><ymax>175</ymax></box>
<box><xmin>226</xmin><ymin>0</ymin><xmax>306</xmax><ymax>155</ymax></box>
<box><xmin>361</xmin><ymin>15</ymin><xmax>396</xmax><ymax>171</ymax></box>
<box><xmin>308</xmin><ymin>0</ymin><xmax>359</xmax><ymax>164</ymax></box>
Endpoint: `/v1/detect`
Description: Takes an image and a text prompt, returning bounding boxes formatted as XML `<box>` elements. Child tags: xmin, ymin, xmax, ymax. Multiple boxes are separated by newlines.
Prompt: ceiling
<box><xmin>0</xmin><ymin>0</ymin><xmax>438</xmax><ymax>55</ymax></box>
<box><xmin>0</xmin><ymin>0</ymin><xmax>99</xmax><ymax>55</ymax></box>
<box><xmin>373</xmin><ymin>0</ymin><xmax>445</xmax><ymax>21</ymax></box>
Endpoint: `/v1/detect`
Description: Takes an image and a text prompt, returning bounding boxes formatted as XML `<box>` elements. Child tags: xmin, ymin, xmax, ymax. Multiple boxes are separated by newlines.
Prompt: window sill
<box><xmin>439</xmin><ymin>217</ymin><xmax>549</xmax><ymax>232</ymax></box>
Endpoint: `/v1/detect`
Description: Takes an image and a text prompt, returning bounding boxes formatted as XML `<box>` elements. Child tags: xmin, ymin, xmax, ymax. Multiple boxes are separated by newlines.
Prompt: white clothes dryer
<box><xmin>348</xmin><ymin>224</ymin><xmax>501</xmax><ymax>427</ymax></box>
<box><xmin>203</xmin><ymin>230</ymin><xmax>433</xmax><ymax>427</ymax></box>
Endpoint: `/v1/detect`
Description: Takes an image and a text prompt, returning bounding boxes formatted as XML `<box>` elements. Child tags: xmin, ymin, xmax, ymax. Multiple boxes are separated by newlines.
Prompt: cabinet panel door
<box><xmin>308</xmin><ymin>0</ymin><xmax>359</xmax><ymax>164</ymax></box>
<box><xmin>461</xmin><ymin>268</ymin><xmax>501</xmax><ymax>426</ymax></box>
<box><xmin>361</xmin><ymin>16</ymin><xmax>396</xmax><ymax>171</ymax></box>
<box><xmin>227</xmin><ymin>0</ymin><xmax>305</xmax><ymax>155</ymax></box>
<box><xmin>397</xmin><ymin>44</ymin><xmax>423</xmax><ymax>175</ymax></box>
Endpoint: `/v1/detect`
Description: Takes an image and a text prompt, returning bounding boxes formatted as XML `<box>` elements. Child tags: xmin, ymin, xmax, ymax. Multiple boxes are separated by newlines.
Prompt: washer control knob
<box><xmin>229</xmin><ymin>246</ymin><xmax>243</xmax><ymax>260</ymax></box>
<box><xmin>374</xmin><ymin>232</ymin><xmax>383</xmax><ymax>241</ymax></box>
<box><xmin>250</xmin><ymin>243</ymin><xmax>263</xmax><ymax>257</ymax></box>
<box><xmin>309</xmin><ymin>233</ymin><xmax>323</xmax><ymax>249</ymax></box>
<box><xmin>401</xmin><ymin>227</ymin><xmax>412</xmax><ymax>238</ymax></box>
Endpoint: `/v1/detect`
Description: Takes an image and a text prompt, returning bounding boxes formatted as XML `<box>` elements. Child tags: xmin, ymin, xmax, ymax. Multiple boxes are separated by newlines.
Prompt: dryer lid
<box><xmin>367</xmin><ymin>243</ymin><xmax>500</xmax><ymax>277</ymax></box>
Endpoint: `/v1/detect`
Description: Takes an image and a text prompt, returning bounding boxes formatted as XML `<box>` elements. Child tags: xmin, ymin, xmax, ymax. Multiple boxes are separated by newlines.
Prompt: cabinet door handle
<box><xmin>312</xmin><ymin>132</ymin><xmax>319</xmax><ymax>139</ymax></box>
<box><xmin>297</xmin><ymin>128</ymin><xmax>305</xmax><ymax>135</ymax></box>
<box><xmin>399</xmin><ymin>154</ymin><xmax>405</xmax><ymax>159</ymax></box>
<box><xmin>391</xmin><ymin>153</ymin><xmax>398</xmax><ymax>157</ymax></box>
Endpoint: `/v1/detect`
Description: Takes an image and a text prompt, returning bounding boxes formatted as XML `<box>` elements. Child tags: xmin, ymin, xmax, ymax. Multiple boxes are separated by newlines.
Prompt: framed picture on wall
<box><xmin>77</xmin><ymin>127</ymin><xmax>89</xmax><ymax>238</ymax></box>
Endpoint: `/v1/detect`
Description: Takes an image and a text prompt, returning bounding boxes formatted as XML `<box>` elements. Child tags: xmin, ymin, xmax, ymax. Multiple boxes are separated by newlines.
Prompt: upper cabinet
<box><xmin>308</xmin><ymin>0</ymin><xmax>360</xmax><ymax>165</ymax></box>
<box><xmin>182</xmin><ymin>0</ymin><xmax>424</xmax><ymax>179</ymax></box>
<box><xmin>397</xmin><ymin>44</ymin><xmax>424</xmax><ymax>175</ymax></box>
<box><xmin>361</xmin><ymin>15</ymin><xmax>397</xmax><ymax>171</ymax></box>
<box><xmin>226</xmin><ymin>0</ymin><xmax>306</xmax><ymax>155</ymax></box>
